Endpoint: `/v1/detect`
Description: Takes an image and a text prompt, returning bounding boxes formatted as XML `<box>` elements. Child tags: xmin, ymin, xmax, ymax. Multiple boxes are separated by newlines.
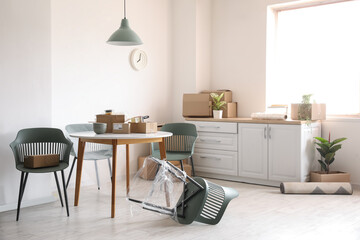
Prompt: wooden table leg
<box><xmin>111</xmin><ymin>140</ymin><xmax>117</xmax><ymax>218</ymax></box>
<box><xmin>126</xmin><ymin>144</ymin><xmax>130</xmax><ymax>196</ymax></box>
<box><xmin>158</xmin><ymin>138</ymin><xmax>170</xmax><ymax>207</ymax></box>
<box><xmin>74</xmin><ymin>139</ymin><xmax>86</xmax><ymax>206</ymax></box>
<box><xmin>159</xmin><ymin>138</ymin><xmax>166</xmax><ymax>160</ymax></box>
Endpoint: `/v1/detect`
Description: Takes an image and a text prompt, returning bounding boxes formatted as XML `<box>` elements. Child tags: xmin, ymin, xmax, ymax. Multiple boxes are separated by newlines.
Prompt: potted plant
<box><xmin>210</xmin><ymin>92</ymin><xmax>226</xmax><ymax>119</ymax></box>
<box><xmin>311</xmin><ymin>133</ymin><xmax>349</xmax><ymax>182</ymax></box>
<box><xmin>291</xmin><ymin>94</ymin><xmax>326</xmax><ymax>120</ymax></box>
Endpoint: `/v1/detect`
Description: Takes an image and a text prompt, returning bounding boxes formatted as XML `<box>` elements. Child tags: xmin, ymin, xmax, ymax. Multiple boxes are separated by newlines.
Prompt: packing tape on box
<box><xmin>280</xmin><ymin>182</ymin><xmax>353</xmax><ymax>195</ymax></box>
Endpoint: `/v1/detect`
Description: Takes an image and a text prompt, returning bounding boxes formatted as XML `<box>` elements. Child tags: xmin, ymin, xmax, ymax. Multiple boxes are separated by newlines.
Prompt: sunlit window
<box><xmin>267</xmin><ymin>1</ymin><xmax>360</xmax><ymax>115</ymax></box>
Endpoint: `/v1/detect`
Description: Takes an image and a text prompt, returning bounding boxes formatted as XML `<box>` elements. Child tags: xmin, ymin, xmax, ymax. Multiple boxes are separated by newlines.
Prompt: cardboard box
<box><xmin>138</xmin><ymin>156</ymin><xmax>192</xmax><ymax>180</ymax></box>
<box><xmin>131</xmin><ymin>122</ymin><xmax>157</xmax><ymax>133</ymax></box>
<box><xmin>96</xmin><ymin>114</ymin><xmax>125</xmax><ymax>133</ymax></box>
<box><xmin>24</xmin><ymin>154</ymin><xmax>60</xmax><ymax>168</ymax></box>
<box><xmin>223</xmin><ymin>102</ymin><xmax>237</xmax><ymax>118</ymax></box>
<box><xmin>138</xmin><ymin>156</ymin><xmax>158</xmax><ymax>180</ymax></box>
<box><xmin>201</xmin><ymin>90</ymin><xmax>233</xmax><ymax>103</ymax></box>
<box><xmin>113</xmin><ymin>123</ymin><xmax>131</xmax><ymax>134</ymax></box>
<box><xmin>310</xmin><ymin>171</ymin><xmax>350</xmax><ymax>182</ymax></box>
<box><xmin>183</xmin><ymin>94</ymin><xmax>212</xmax><ymax>117</ymax></box>
<box><xmin>291</xmin><ymin>103</ymin><xmax>326</xmax><ymax>120</ymax></box>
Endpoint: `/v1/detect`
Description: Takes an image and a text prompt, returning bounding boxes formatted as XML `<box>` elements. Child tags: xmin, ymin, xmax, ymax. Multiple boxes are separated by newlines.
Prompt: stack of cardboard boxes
<box><xmin>182</xmin><ymin>90</ymin><xmax>237</xmax><ymax>118</ymax></box>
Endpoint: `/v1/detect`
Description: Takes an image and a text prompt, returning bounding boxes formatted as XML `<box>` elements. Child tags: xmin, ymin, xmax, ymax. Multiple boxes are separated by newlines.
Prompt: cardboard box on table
<box><xmin>113</xmin><ymin>123</ymin><xmax>131</xmax><ymax>134</ymax></box>
<box><xmin>131</xmin><ymin>122</ymin><xmax>157</xmax><ymax>133</ymax></box>
<box><xmin>96</xmin><ymin>114</ymin><xmax>125</xmax><ymax>133</ymax></box>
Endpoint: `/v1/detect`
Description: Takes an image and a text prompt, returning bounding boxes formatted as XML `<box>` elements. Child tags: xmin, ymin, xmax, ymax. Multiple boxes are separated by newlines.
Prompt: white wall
<box><xmin>0</xmin><ymin>0</ymin><xmax>54</xmax><ymax>211</ymax></box>
<box><xmin>51</xmin><ymin>0</ymin><xmax>173</xmax><ymax>186</ymax></box>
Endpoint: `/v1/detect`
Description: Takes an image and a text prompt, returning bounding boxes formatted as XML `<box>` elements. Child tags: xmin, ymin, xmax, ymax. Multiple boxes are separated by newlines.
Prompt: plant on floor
<box><xmin>314</xmin><ymin>133</ymin><xmax>347</xmax><ymax>174</ymax></box>
<box><xmin>210</xmin><ymin>93</ymin><xmax>226</xmax><ymax>110</ymax></box>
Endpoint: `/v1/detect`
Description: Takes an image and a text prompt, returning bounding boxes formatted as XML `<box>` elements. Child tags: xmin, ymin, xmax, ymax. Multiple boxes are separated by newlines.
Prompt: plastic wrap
<box><xmin>127</xmin><ymin>157</ymin><xmax>187</xmax><ymax>218</ymax></box>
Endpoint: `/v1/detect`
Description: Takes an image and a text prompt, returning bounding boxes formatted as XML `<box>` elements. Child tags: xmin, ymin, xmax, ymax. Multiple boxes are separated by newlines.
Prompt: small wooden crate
<box><xmin>24</xmin><ymin>154</ymin><xmax>60</xmax><ymax>168</ymax></box>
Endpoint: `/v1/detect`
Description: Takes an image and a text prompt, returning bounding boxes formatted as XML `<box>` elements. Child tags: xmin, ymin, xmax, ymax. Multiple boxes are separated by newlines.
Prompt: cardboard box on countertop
<box><xmin>223</xmin><ymin>102</ymin><xmax>237</xmax><ymax>118</ymax></box>
<box><xmin>290</xmin><ymin>103</ymin><xmax>326</xmax><ymax>120</ymax></box>
<box><xmin>183</xmin><ymin>94</ymin><xmax>212</xmax><ymax>117</ymax></box>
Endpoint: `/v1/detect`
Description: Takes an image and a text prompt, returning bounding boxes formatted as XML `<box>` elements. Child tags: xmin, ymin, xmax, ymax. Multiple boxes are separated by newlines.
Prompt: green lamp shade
<box><xmin>107</xmin><ymin>18</ymin><xmax>143</xmax><ymax>46</ymax></box>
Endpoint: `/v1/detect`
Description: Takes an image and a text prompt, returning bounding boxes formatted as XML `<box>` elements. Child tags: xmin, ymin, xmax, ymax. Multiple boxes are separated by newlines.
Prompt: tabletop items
<box><xmin>95</xmin><ymin>110</ymin><xmax>157</xmax><ymax>134</ymax></box>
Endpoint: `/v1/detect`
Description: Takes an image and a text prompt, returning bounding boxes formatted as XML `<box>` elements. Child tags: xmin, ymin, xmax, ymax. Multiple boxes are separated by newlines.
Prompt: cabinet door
<box><xmin>268</xmin><ymin>124</ymin><xmax>301</xmax><ymax>182</ymax></box>
<box><xmin>238</xmin><ymin>124</ymin><xmax>268</xmax><ymax>179</ymax></box>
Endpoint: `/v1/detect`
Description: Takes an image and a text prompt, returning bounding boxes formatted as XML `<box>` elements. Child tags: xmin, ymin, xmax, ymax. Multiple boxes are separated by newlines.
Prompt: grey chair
<box><xmin>9</xmin><ymin>128</ymin><xmax>73</xmax><ymax>221</ymax></box>
<box><xmin>65</xmin><ymin>124</ymin><xmax>112</xmax><ymax>190</ymax></box>
<box><xmin>151</xmin><ymin>123</ymin><xmax>198</xmax><ymax>176</ymax></box>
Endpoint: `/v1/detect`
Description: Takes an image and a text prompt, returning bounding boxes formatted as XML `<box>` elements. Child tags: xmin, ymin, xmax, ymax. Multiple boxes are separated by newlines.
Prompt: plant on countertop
<box><xmin>298</xmin><ymin>94</ymin><xmax>313</xmax><ymax>120</ymax></box>
<box><xmin>314</xmin><ymin>133</ymin><xmax>347</xmax><ymax>174</ymax></box>
<box><xmin>210</xmin><ymin>93</ymin><xmax>226</xmax><ymax>111</ymax></box>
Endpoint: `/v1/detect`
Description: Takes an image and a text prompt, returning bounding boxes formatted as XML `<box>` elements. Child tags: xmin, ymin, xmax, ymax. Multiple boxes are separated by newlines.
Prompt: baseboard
<box><xmin>0</xmin><ymin>196</ymin><xmax>56</xmax><ymax>213</ymax></box>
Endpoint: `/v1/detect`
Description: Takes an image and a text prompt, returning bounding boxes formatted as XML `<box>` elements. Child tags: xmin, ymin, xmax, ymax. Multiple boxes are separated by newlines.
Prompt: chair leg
<box><xmin>16</xmin><ymin>172</ymin><xmax>24</xmax><ymax>221</ymax></box>
<box><xmin>66</xmin><ymin>156</ymin><xmax>77</xmax><ymax>189</ymax></box>
<box><xmin>190</xmin><ymin>156</ymin><xmax>196</xmax><ymax>177</ymax></box>
<box><xmin>54</xmin><ymin>172</ymin><xmax>64</xmax><ymax>207</ymax></box>
<box><xmin>16</xmin><ymin>172</ymin><xmax>28</xmax><ymax>221</ymax></box>
<box><xmin>107</xmin><ymin>158</ymin><xmax>112</xmax><ymax>180</ymax></box>
<box><xmin>94</xmin><ymin>160</ymin><xmax>100</xmax><ymax>190</ymax></box>
<box><xmin>61</xmin><ymin>170</ymin><xmax>69</xmax><ymax>217</ymax></box>
<box><xmin>179</xmin><ymin>160</ymin><xmax>184</xmax><ymax>171</ymax></box>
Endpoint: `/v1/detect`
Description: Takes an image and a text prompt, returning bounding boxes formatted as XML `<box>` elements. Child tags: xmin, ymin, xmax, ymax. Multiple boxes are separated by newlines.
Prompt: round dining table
<box><xmin>69</xmin><ymin>131</ymin><xmax>173</xmax><ymax>218</ymax></box>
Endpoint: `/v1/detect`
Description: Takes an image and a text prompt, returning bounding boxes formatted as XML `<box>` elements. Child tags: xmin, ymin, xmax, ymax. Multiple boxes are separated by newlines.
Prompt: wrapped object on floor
<box><xmin>127</xmin><ymin>157</ymin><xmax>239</xmax><ymax>225</ymax></box>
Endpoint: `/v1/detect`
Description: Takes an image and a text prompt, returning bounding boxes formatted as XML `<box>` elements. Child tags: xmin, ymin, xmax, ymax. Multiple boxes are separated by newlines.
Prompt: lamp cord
<box><xmin>124</xmin><ymin>0</ymin><xmax>127</xmax><ymax>19</ymax></box>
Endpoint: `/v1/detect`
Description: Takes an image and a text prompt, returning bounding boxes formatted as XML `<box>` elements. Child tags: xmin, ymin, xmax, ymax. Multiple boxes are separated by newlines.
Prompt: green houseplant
<box><xmin>210</xmin><ymin>93</ymin><xmax>226</xmax><ymax>119</ymax></box>
<box><xmin>311</xmin><ymin>133</ymin><xmax>349</xmax><ymax>182</ymax></box>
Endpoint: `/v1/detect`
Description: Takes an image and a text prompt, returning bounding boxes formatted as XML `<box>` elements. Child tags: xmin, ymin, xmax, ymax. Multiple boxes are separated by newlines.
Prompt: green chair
<box><xmin>9</xmin><ymin>128</ymin><xmax>73</xmax><ymax>221</ymax></box>
<box><xmin>65</xmin><ymin>124</ymin><xmax>112</xmax><ymax>190</ymax></box>
<box><xmin>151</xmin><ymin>123</ymin><xmax>197</xmax><ymax>176</ymax></box>
<box><xmin>128</xmin><ymin>158</ymin><xmax>239</xmax><ymax>225</ymax></box>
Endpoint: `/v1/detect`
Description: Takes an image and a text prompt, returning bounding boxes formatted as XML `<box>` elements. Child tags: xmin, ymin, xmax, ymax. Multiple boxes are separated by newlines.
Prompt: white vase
<box><xmin>213</xmin><ymin>110</ymin><xmax>223</xmax><ymax>119</ymax></box>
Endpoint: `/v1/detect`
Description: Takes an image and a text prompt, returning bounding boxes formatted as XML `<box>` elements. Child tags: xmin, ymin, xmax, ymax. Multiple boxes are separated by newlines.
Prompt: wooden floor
<box><xmin>1</xmin><ymin>179</ymin><xmax>360</xmax><ymax>240</ymax></box>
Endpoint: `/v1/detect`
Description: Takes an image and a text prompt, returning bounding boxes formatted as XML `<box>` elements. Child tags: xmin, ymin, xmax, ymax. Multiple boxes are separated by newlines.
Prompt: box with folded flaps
<box><xmin>96</xmin><ymin>114</ymin><xmax>125</xmax><ymax>133</ymax></box>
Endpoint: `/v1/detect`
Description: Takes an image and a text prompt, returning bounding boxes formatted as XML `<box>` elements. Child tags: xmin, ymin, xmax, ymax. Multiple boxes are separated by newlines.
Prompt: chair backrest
<box><xmin>9</xmin><ymin>128</ymin><xmax>73</xmax><ymax>166</ymax></box>
<box><xmin>65</xmin><ymin>123</ymin><xmax>112</xmax><ymax>157</ymax></box>
<box><xmin>152</xmin><ymin>123</ymin><xmax>198</xmax><ymax>154</ymax></box>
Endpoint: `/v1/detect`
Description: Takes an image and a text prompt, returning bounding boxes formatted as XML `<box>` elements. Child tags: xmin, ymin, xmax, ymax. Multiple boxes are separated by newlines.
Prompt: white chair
<box><xmin>65</xmin><ymin>124</ymin><xmax>112</xmax><ymax>190</ymax></box>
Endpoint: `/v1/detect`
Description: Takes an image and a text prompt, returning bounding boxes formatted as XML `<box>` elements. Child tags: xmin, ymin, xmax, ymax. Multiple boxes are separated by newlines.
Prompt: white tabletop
<box><xmin>69</xmin><ymin>131</ymin><xmax>173</xmax><ymax>140</ymax></box>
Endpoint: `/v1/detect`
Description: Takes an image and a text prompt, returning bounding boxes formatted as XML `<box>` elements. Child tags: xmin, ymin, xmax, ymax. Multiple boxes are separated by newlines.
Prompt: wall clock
<box><xmin>130</xmin><ymin>49</ymin><xmax>147</xmax><ymax>71</ymax></box>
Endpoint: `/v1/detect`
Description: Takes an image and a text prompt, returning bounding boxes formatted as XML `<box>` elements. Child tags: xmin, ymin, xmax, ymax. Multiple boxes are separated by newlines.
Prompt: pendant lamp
<box><xmin>107</xmin><ymin>0</ymin><xmax>143</xmax><ymax>46</ymax></box>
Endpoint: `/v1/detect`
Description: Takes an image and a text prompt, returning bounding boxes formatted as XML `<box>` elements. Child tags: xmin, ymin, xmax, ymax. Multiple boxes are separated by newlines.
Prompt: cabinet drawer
<box><xmin>187</xmin><ymin>121</ymin><xmax>237</xmax><ymax>133</ymax></box>
<box><xmin>196</xmin><ymin>132</ymin><xmax>237</xmax><ymax>151</ymax></box>
<box><xmin>193</xmin><ymin>149</ymin><xmax>237</xmax><ymax>176</ymax></box>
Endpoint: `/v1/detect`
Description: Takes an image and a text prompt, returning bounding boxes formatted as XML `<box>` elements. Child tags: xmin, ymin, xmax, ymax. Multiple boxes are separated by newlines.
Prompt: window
<box><xmin>267</xmin><ymin>1</ymin><xmax>360</xmax><ymax>115</ymax></box>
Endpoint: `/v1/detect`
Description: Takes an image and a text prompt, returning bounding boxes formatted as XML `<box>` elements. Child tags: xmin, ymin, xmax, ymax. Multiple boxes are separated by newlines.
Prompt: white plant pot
<box><xmin>213</xmin><ymin>110</ymin><xmax>223</xmax><ymax>119</ymax></box>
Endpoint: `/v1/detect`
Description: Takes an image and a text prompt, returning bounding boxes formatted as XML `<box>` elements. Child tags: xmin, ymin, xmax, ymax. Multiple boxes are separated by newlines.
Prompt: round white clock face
<box><xmin>130</xmin><ymin>49</ymin><xmax>147</xmax><ymax>71</ymax></box>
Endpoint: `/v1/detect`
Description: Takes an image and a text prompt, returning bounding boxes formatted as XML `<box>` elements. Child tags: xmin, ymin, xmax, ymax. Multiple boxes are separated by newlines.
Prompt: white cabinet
<box><xmin>188</xmin><ymin>121</ymin><xmax>238</xmax><ymax>176</ymax></box>
<box><xmin>238</xmin><ymin>124</ymin><xmax>268</xmax><ymax>180</ymax></box>
<box><xmin>187</xmin><ymin>120</ymin><xmax>320</xmax><ymax>186</ymax></box>
<box><xmin>238</xmin><ymin>123</ymin><xmax>317</xmax><ymax>183</ymax></box>
<box><xmin>268</xmin><ymin>124</ymin><xmax>301</xmax><ymax>182</ymax></box>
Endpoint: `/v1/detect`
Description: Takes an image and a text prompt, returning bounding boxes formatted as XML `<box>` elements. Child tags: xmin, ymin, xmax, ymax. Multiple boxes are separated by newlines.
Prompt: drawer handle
<box><xmin>199</xmin><ymin>139</ymin><xmax>221</xmax><ymax>143</ymax></box>
<box><xmin>200</xmin><ymin>156</ymin><xmax>221</xmax><ymax>161</ymax></box>
<box><xmin>199</xmin><ymin>125</ymin><xmax>220</xmax><ymax>129</ymax></box>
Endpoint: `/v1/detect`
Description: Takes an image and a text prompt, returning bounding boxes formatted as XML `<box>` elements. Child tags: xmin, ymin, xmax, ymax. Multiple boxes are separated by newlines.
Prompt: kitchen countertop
<box><xmin>185</xmin><ymin>117</ymin><xmax>320</xmax><ymax>125</ymax></box>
